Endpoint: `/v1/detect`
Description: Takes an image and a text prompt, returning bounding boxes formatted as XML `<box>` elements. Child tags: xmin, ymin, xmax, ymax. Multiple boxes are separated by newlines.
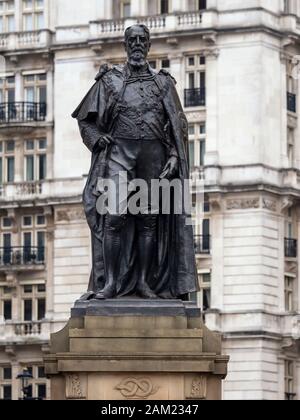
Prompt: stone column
<box><xmin>11</xmin><ymin>362</ymin><xmax>20</xmax><ymax>401</ymax></box>
<box><xmin>14</xmin><ymin>71</ymin><xmax>22</xmax><ymax>102</ymax></box>
<box><xmin>14</xmin><ymin>139</ymin><xmax>23</xmax><ymax>183</ymax></box>
<box><xmin>46</xmin><ymin>66</ymin><xmax>54</xmax><ymax>123</ymax></box>
<box><xmin>205</xmin><ymin>49</ymin><xmax>219</xmax><ymax>169</ymax></box>
<box><xmin>169</xmin><ymin>54</ymin><xmax>184</xmax><ymax>103</ymax></box>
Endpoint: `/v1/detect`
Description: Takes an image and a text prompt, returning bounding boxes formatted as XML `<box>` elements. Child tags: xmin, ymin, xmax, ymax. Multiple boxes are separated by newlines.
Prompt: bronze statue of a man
<box><xmin>72</xmin><ymin>25</ymin><xmax>197</xmax><ymax>300</ymax></box>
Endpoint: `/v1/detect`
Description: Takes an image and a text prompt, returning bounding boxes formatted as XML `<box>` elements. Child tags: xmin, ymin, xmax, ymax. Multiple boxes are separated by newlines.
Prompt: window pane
<box><xmin>25</xmin><ymin>87</ymin><xmax>35</xmax><ymax>102</ymax></box>
<box><xmin>38</xmin><ymin>366</ymin><xmax>45</xmax><ymax>378</ymax></box>
<box><xmin>26</xmin><ymin>140</ymin><xmax>34</xmax><ymax>150</ymax></box>
<box><xmin>37</xmin><ymin>383</ymin><xmax>46</xmax><ymax>400</ymax></box>
<box><xmin>189</xmin><ymin>142</ymin><xmax>195</xmax><ymax>168</ymax></box>
<box><xmin>37</xmin><ymin>284</ymin><xmax>46</xmax><ymax>293</ymax></box>
<box><xmin>23</xmin><ymin>216</ymin><xmax>32</xmax><ymax>226</ymax></box>
<box><xmin>39</xmin><ymin>86</ymin><xmax>46</xmax><ymax>104</ymax></box>
<box><xmin>6</xmin><ymin>140</ymin><xmax>15</xmax><ymax>152</ymax></box>
<box><xmin>148</xmin><ymin>61</ymin><xmax>156</xmax><ymax>69</ymax></box>
<box><xmin>36</xmin><ymin>12</ymin><xmax>44</xmax><ymax>29</ymax></box>
<box><xmin>7</xmin><ymin>15</ymin><xmax>15</xmax><ymax>32</ymax></box>
<box><xmin>3</xmin><ymin>367</ymin><xmax>12</xmax><ymax>380</ymax></box>
<box><xmin>3</xmin><ymin>217</ymin><xmax>12</xmax><ymax>228</ymax></box>
<box><xmin>37</xmin><ymin>298</ymin><xmax>45</xmax><ymax>320</ymax></box>
<box><xmin>37</xmin><ymin>215</ymin><xmax>45</xmax><ymax>225</ymax></box>
<box><xmin>38</xmin><ymin>139</ymin><xmax>46</xmax><ymax>150</ymax></box>
<box><xmin>23</xmin><ymin>285</ymin><xmax>33</xmax><ymax>293</ymax></box>
<box><xmin>38</xmin><ymin>154</ymin><xmax>46</xmax><ymax>180</ymax></box>
<box><xmin>188</xmin><ymin>57</ymin><xmax>195</xmax><ymax>66</ymax></box>
<box><xmin>160</xmin><ymin>0</ymin><xmax>169</xmax><ymax>14</ymax></box>
<box><xmin>26</xmin><ymin>155</ymin><xmax>34</xmax><ymax>181</ymax></box>
<box><xmin>161</xmin><ymin>59</ymin><xmax>170</xmax><ymax>68</ymax></box>
<box><xmin>37</xmin><ymin>231</ymin><xmax>45</xmax><ymax>261</ymax></box>
<box><xmin>0</xmin><ymin>157</ymin><xmax>2</xmax><ymax>184</ymax></box>
<box><xmin>3</xmin><ymin>385</ymin><xmax>12</xmax><ymax>400</ymax></box>
<box><xmin>36</xmin><ymin>0</ymin><xmax>44</xmax><ymax>8</ymax></box>
<box><xmin>0</xmin><ymin>17</ymin><xmax>3</xmax><ymax>33</ymax></box>
<box><xmin>200</xmin><ymin>140</ymin><xmax>206</xmax><ymax>166</ymax></box>
<box><xmin>6</xmin><ymin>157</ymin><xmax>14</xmax><ymax>182</ymax></box>
<box><xmin>4</xmin><ymin>300</ymin><xmax>12</xmax><ymax>320</ymax></box>
<box><xmin>24</xmin><ymin>299</ymin><xmax>32</xmax><ymax>321</ymax></box>
<box><xmin>24</xmin><ymin>14</ymin><xmax>33</xmax><ymax>31</ymax></box>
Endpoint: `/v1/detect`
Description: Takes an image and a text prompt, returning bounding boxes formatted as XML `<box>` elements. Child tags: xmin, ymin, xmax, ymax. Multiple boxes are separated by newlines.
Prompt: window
<box><xmin>148</xmin><ymin>57</ymin><xmax>170</xmax><ymax>71</ymax></box>
<box><xmin>22</xmin><ymin>0</ymin><xmax>44</xmax><ymax>31</ymax></box>
<box><xmin>21</xmin><ymin>284</ymin><xmax>46</xmax><ymax>321</ymax></box>
<box><xmin>23</xmin><ymin>74</ymin><xmax>47</xmax><ymax>120</ymax></box>
<box><xmin>0</xmin><ymin>287</ymin><xmax>12</xmax><ymax>321</ymax></box>
<box><xmin>185</xmin><ymin>55</ymin><xmax>206</xmax><ymax>107</ymax></box>
<box><xmin>285</xmin><ymin>360</ymin><xmax>296</xmax><ymax>400</ymax></box>
<box><xmin>284</xmin><ymin>275</ymin><xmax>295</xmax><ymax>312</ymax></box>
<box><xmin>0</xmin><ymin>1</ymin><xmax>15</xmax><ymax>33</ymax></box>
<box><xmin>0</xmin><ymin>231</ymin><xmax>12</xmax><ymax>265</ymax></box>
<box><xmin>188</xmin><ymin>123</ymin><xmax>206</xmax><ymax>169</ymax></box>
<box><xmin>20</xmin><ymin>365</ymin><xmax>47</xmax><ymax>400</ymax></box>
<box><xmin>120</xmin><ymin>0</ymin><xmax>131</xmax><ymax>18</ymax></box>
<box><xmin>198</xmin><ymin>0</ymin><xmax>207</xmax><ymax>10</ymax></box>
<box><xmin>159</xmin><ymin>0</ymin><xmax>170</xmax><ymax>14</ymax></box>
<box><xmin>0</xmin><ymin>76</ymin><xmax>16</xmax><ymax>125</ymax></box>
<box><xmin>198</xmin><ymin>273</ymin><xmax>211</xmax><ymax>311</ymax></box>
<box><xmin>0</xmin><ymin>140</ymin><xmax>15</xmax><ymax>184</ymax></box>
<box><xmin>24</xmin><ymin>139</ymin><xmax>47</xmax><ymax>181</ymax></box>
<box><xmin>0</xmin><ymin>365</ymin><xmax>12</xmax><ymax>400</ymax></box>
<box><xmin>21</xmin><ymin>213</ymin><xmax>46</xmax><ymax>264</ymax></box>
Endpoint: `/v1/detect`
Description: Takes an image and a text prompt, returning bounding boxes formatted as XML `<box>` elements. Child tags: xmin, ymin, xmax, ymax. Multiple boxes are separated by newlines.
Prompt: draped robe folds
<box><xmin>72</xmin><ymin>64</ymin><xmax>198</xmax><ymax>299</ymax></box>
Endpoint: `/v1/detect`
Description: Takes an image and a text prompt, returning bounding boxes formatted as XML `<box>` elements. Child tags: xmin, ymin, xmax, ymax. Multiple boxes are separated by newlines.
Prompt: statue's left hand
<box><xmin>159</xmin><ymin>156</ymin><xmax>179</xmax><ymax>180</ymax></box>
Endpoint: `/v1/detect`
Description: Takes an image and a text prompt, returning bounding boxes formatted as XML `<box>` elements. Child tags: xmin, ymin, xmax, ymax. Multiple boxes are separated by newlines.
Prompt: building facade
<box><xmin>0</xmin><ymin>0</ymin><xmax>300</xmax><ymax>400</ymax></box>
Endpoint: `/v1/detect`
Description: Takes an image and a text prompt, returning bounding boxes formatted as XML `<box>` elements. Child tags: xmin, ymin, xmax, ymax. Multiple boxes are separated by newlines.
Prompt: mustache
<box><xmin>131</xmin><ymin>48</ymin><xmax>144</xmax><ymax>53</ymax></box>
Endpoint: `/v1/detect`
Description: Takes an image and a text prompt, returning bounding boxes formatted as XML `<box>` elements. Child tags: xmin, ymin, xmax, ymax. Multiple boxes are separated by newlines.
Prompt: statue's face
<box><xmin>125</xmin><ymin>26</ymin><xmax>151</xmax><ymax>68</ymax></box>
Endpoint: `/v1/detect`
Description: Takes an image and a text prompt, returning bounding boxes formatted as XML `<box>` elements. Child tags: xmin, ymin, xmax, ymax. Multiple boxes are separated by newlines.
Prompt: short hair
<box><xmin>124</xmin><ymin>25</ymin><xmax>150</xmax><ymax>42</ymax></box>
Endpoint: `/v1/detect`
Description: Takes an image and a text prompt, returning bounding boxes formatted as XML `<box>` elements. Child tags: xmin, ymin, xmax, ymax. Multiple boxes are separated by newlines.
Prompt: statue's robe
<box><xmin>72</xmin><ymin>63</ymin><xmax>198</xmax><ymax>298</ymax></box>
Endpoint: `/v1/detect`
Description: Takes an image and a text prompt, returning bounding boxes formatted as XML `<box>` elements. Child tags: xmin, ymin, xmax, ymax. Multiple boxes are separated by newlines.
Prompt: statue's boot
<box><xmin>136</xmin><ymin>228</ymin><xmax>158</xmax><ymax>300</ymax></box>
<box><xmin>96</xmin><ymin>229</ymin><xmax>121</xmax><ymax>300</ymax></box>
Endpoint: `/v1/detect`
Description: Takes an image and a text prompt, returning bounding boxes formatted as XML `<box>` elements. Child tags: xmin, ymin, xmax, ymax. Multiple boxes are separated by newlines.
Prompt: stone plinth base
<box><xmin>44</xmin><ymin>299</ymin><xmax>229</xmax><ymax>400</ymax></box>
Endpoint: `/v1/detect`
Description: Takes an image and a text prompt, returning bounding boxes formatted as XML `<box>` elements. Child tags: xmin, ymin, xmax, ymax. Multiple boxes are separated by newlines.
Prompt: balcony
<box><xmin>184</xmin><ymin>88</ymin><xmax>206</xmax><ymax>108</ymax></box>
<box><xmin>0</xmin><ymin>247</ymin><xmax>45</xmax><ymax>271</ymax></box>
<box><xmin>285</xmin><ymin>238</ymin><xmax>297</xmax><ymax>258</ymax></box>
<box><xmin>287</xmin><ymin>92</ymin><xmax>296</xmax><ymax>113</ymax></box>
<box><xmin>194</xmin><ymin>235</ymin><xmax>211</xmax><ymax>255</ymax></box>
<box><xmin>0</xmin><ymin>102</ymin><xmax>47</xmax><ymax>125</ymax></box>
<box><xmin>89</xmin><ymin>11</ymin><xmax>205</xmax><ymax>39</ymax></box>
<box><xmin>0</xmin><ymin>29</ymin><xmax>52</xmax><ymax>52</ymax></box>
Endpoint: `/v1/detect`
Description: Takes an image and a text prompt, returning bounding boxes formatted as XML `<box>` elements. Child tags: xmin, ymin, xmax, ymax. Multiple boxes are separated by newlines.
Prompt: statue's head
<box><xmin>124</xmin><ymin>25</ymin><xmax>151</xmax><ymax>68</ymax></box>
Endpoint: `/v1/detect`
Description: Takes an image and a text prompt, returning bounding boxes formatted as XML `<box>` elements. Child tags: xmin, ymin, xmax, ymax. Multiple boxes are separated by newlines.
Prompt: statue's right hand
<box><xmin>98</xmin><ymin>135</ymin><xmax>114</xmax><ymax>149</ymax></box>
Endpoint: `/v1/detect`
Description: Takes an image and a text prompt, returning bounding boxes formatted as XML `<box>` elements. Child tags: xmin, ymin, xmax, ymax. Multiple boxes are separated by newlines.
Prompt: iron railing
<box><xmin>0</xmin><ymin>247</ymin><xmax>45</xmax><ymax>266</ymax></box>
<box><xmin>194</xmin><ymin>235</ymin><xmax>211</xmax><ymax>254</ymax></box>
<box><xmin>0</xmin><ymin>102</ymin><xmax>47</xmax><ymax>123</ymax></box>
<box><xmin>184</xmin><ymin>88</ymin><xmax>206</xmax><ymax>107</ymax></box>
<box><xmin>287</xmin><ymin>92</ymin><xmax>296</xmax><ymax>113</ymax></box>
<box><xmin>285</xmin><ymin>238</ymin><xmax>297</xmax><ymax>258</ymax></box>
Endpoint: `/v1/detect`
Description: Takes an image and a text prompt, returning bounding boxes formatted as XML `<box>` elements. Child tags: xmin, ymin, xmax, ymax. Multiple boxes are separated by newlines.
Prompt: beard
<box><xmin>128</xmin><ymin>50</ymin><xmax>147</xmax><ymax>68</ymax></box>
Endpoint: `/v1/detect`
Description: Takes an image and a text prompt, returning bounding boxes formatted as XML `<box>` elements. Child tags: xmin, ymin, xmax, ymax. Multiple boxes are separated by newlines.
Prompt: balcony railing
<box><xmin>285</xmin><ymin>238</ymin><xmax>297</xmax><ymax>258</ymax></box>
<box><xmin>194</xmin><ymin>235</ymin><xmax>211</xmax><ymax>254</ymax></box>
<box><xmin>184</xmin><ymin>88</ymin><xmax>206</xmax><ymax>108</ymax></box>
<box><xmin>0</xmin><ymin>102</ymin><xmax>46</xmax><ymax>124</ymax></box>
<box><xmin>287</xmin><ymin>92</ymin><xmax>296</xmax><ymax>113</ymax></box>
<box><xmin>14</xmin><ymin>322</ymin><xmax>42</xmax><ymax>336</ymax></box>
<box><xmin>0</xmin><ymin>247</ymin><xmax>45</xmax><ymax>266</ymax></box>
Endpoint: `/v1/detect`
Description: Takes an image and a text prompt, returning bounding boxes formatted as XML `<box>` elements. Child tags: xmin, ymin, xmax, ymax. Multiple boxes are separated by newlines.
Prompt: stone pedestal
<box><xmin>44</xmin><ymin>300</ymin><xmax>229</xmax><ymax>400</ymax></box>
